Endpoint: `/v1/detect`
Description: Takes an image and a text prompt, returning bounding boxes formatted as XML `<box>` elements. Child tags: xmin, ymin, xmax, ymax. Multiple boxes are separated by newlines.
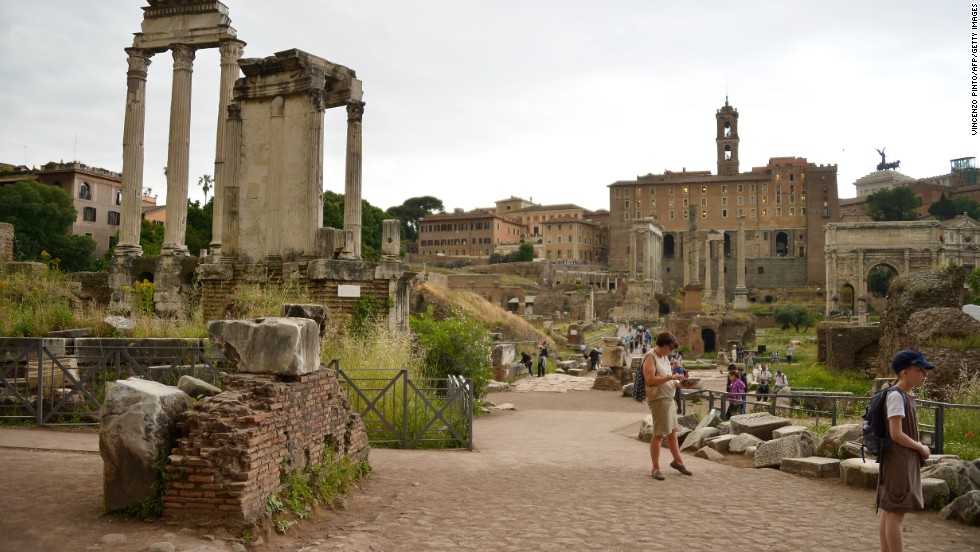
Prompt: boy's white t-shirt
<box><xmin>886</xmin><ymin>388</ymin><xmax>907</xmax><ymax>418</ymax></box>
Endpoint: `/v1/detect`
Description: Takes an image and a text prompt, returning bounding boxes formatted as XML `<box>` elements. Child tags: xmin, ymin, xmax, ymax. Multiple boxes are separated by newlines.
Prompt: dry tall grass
<box><xmin>415</xmin><ymin>282</ymin><xmax>547</xmax><ymax>342</ymax></box>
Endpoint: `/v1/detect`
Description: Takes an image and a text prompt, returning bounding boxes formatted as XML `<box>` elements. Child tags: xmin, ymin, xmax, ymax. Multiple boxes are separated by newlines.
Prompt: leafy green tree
<box><xmin>140</xmin><ymin>219</ymin><xmax>165</xmax><ymax>257</ymax></box>
<box><xmin>410</xmin><ymin>305</ymin><xmax>492</xmax><ymax>399</ymax></box>
<box><xmin>516</xmin><ymin>242</ymin><xmax>535</xmax><ymax>262</ymax></box>
<box><xmin>865</xmin><ymin>186</ymin><xmax>919</xmax><ymax>221</ymax></box>
<box><xmin>928</xmin><ymin>194</ymin><xmax>980</xmax><ymax>220</ymax></box>
<box><xmin>185</xmin><ymin>198</ymin><xmax>213</xmax><ymax>257</ymax></box>
<box><xmin>773</xmin><ymin>303</ymin><xmax>810</xmax><ymax>332</ymax></box>
<box><xmin>968</xmin><ymin>268</ymin><xmax>980</xmax><ymax>305</ymax></box>
<box><xmin>0</xmin><ymin>179</ymin><xmax>95</xmax><ymax>271</ymax></box>
<box><xmin>867</xmin><ymin>265</ymin><xmax>897</xmax><ymax>298</ymax></box>
<box><xmin>386</xmin><ymin>196</ymin><xmax>445</xmax><ymax>240</ymax></box>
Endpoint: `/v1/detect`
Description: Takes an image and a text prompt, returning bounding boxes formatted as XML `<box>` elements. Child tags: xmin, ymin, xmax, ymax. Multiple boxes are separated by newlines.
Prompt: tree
<box><xmin>198</xmin><ymin>174</ymin><xmax>213</xmax><ymax>203</ymax></box>
<box><xmin>773</xmin><ymin>303</ymin><xmax>810</xmax><ymax>332</ymax></box>
<box><xmin>865</xmin><ymin>186</ymin><xmax>919</xmax><ymax>221</ymax></box>
<box><xmin>410</xmin><ymin>305</ymin><xmax>492</xmax><ymax>399</ymax></box>
<box><xmin>516</xmin><ymin>242</ymin><xmax>535</xmax><ymax>262</ymax></box>
<box><xmin>185</xmin><ymin>198</ymin><xmax>213</xmax><ymax>257</ymax></box>
<box><xmin>386</xmin><ymin>196</ymin><xmax>445</xmax><ymax>241</ymax></box>
<box><xmin>321</xmin><ymin>190</ymin><xmax>385</xmax><ymax>261</ymax></box>
<box><xmin>140</xmin><ymin>219</ymin><xmax>164</xmax><ymax>257</ymax></box>
<box><xmin>0</xmin><ymin>179</ymin><xmax>95</xmax><ymax>271</ymax></box>
<box><xmin>928</xmin><ymin>194</ymin><xmax>980</xmax><ymax>220</ymax></box>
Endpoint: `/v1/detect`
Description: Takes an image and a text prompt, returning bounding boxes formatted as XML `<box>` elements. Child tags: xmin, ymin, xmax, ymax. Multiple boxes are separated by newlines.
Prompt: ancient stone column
<box><xmin>716</xmin><ymin>237</ymin><xmax>725</xmax><ymax>306</ymax></box>
<box><xmin>117</xmin><ymin>48</ymin><xmax>153</xmax><ymax>254</ymax></box>
<box><xmin>220</xmin><ymin>103</ymin><xmax>242</xmax><ymax>257</ymax></box>
<box><xmin>307</xmin><ymin>90</ymin><xmax>326</xmax><ymax>258</ymax></box>
<box><xmin>857</xmin><ymin>250</ymin><xmax>865</xmax><ymax>314</ymax></box>
<box><xmin>209</xmin><ymin>39</ymin><xmax>245</xmax><ymax>259</ymax></box>
<box><xmin>734</xmin><ymin>215</ymin><xmax>749</xmax><ymax>310</ymax></box>
<box><xmin>629</xmin><ymin>229</ymin><xmax>637</xmax><ymax>280</ymax></box>
<box><xmin>689</xmin><ymin>207</ymin><xmax>700</xmax><ymax>285</ymax></box>
<box><xmin>704</xmin><ymin>239</ymin><xmax>713</xmax><ymax>300</ymax></box>
<box><xmin>162</xmin><ymin>44</ymin><xmax>196</xmax><ymax>255</ymax></box>
<box><xmin>826</xmin><ymin>251</ymin><xmax>837</xmax><ymax>315</ymax></box>
<box><xmin>344</xmin><ymin>100</ymin><xmax>365</xmax><ymax>258</ymax></box>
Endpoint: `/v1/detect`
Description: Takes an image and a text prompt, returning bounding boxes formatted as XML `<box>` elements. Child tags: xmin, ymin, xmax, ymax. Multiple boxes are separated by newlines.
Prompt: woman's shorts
<box><xmin>646</xmin><ymin>397</ymin><xmax>677</xmax><ymax>436</ymax></box>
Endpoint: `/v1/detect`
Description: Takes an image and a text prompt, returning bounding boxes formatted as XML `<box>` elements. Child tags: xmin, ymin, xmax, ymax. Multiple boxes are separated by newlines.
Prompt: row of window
<box><xmin>76</xmin><ymin>182</ymin><xmax>123</xmax><ymax>205</ymax></box>
<box><xmin>614</xmin><ymin>180</ymin><xmax>805</xmax><ymax>199</ymax></box>
<box><xmin>623</xmin><ymin>206</ymin><xmax>806</xmax><ymax>221</ymax></box>
<box><xmin>624</xmin><ymin>193</ymin><xmax>803</xmax><ymax>211</ymax></box>
<box><xmin>81</xmin><ymin>207</ymin><xmax>120</xmax><ymax>225</ymax></box>
<box><xmin>419</xmin><ymin>238</ymin><xmax>494</xmax><ymax>246</ymax></box>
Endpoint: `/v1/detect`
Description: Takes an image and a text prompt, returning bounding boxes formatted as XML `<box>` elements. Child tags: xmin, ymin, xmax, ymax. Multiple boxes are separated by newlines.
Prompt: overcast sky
<box><xmin>0</xmin><ymin>1</ymin><xmax>972</xmax><ymax>213</ymax></box>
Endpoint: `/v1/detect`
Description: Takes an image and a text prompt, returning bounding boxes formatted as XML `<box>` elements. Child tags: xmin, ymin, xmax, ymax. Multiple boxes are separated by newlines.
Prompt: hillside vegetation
<box><xmin>412</xmin><ymin>282</ymin><xmax>547</xmax><ymax>343</ymax></box>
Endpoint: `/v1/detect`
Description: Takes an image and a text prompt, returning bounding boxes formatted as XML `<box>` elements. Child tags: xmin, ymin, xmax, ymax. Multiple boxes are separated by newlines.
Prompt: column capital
<box><xmin>171</xmin><ymin>43</ymin><xmax>196</xmax><ymax>71</ymax></box>
<box><xmin>226</xmin><ymin>101</ymin><xmax>242</xmax><ymax>120</ymax></box>
<box><xmin>218</xmin><ymin>39</ymin><xmax>246</xmax><ymax>62</ymax></box>
<box><xmin>124</xmin><ymin>47</ymin><xmax>153</xmax><ymax>75</ymax></box>
<box><xmin>347</xmin><ymin>100</ymin><xmax>365</xmax><ymax>123</ymax></box>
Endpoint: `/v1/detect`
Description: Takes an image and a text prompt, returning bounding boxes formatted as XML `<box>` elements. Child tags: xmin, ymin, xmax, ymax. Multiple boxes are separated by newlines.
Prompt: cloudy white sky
<box><xmin>0</xmin><ymin>1</ymin><xmax>972</xmax><ymax>213</ymax></box>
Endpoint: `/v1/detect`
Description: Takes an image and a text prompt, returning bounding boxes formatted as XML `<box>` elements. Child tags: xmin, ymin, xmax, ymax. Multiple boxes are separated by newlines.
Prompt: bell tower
<box><xmin>716</xmin><ymin>97</ymin><xmax>739</xmax><ymax>176</ymax></box>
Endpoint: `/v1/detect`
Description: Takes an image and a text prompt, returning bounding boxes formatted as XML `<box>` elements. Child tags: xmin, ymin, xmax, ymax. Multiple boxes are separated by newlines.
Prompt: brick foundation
<box><xmin>162</xmin><ymin>368</ymin><xmax>369</xmax><ymax>524</ymax></box>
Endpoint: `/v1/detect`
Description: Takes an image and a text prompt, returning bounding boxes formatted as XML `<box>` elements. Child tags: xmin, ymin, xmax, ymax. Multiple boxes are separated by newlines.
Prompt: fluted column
<box><xmin>162</xmin><ymin>44</ymin><xmax>196</xmax><ymax>254</ymax></box>
<box><xmin>209</xmin><ymin>39</ymin><xmax>245</xmax><ymax>257</ymax></box>
<box><xmin>117</xmin><ymin>48</ymin><xmax>153</xmax><ymax>253</ymax></box>
<box><xmin>704</xmin><ymin>239</ymin><xmax>713</xmax><ymax>299</ymax></box>
<box><xmin>857</xmin><ymin>251</ymin><xmax>865</xmax><ymax>314</ymax></box>
<box><xmin>629</xmin><ymin>229</ymin><xmax>637</xmax><ymax>279</ymax></box>
<box><xmin>344</xmin><ymin>100</ymin><xmax>365</xmax><ymax>258</ymax></box>
<box><xmin>717</xmin><ymin>237</ymin><xmax>725</xmax><ymax>305</ymax></box>
<box><xmin>308</xmin><ymin>90</ymin><xmax>326</xmax><ymax>257</ymax></box>
<box><xmin>734</xmin><ymin>215</ymin><xmax>748</xmax><ymax>309</ymax></box>
<box><xmin>221</xmin><ymin>103</ymin><xmax>242</xmax><ymax>256</ymax></box>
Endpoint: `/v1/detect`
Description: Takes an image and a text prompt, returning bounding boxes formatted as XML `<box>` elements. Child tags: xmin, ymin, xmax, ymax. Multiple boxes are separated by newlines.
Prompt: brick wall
<box><xmin>0</xmin><ymin>222</ymin><xmax>13</xmax><ymax>264</ymax></box>
<box><xmin>163</xmin><ymin>369</ymin><xmax>369</xmax><ymax>524</ymax></box>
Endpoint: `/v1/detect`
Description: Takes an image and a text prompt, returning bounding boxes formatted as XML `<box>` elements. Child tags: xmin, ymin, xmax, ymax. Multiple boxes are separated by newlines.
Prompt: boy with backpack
<box><xmin>875</xmin><ymin>350</ymin><xmax>933</xmax><ymax>552</ymax></box>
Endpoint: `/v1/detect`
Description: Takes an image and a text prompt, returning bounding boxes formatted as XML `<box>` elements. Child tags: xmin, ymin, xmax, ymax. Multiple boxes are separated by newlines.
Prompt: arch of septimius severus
<box><xmin>111</xmin><ymin>1</ymin><xmax>408</xmax><ymax>328</ymax></box>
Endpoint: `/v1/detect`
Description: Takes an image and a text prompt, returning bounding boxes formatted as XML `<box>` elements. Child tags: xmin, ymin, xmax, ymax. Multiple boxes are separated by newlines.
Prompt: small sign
<box><xmin>338</xmin><ymin>285</ymin><xmax>361</xmax><ymax>298</ymax></box>
<box><xmin>569</xmin><ymin>329</ymin><xmax>578</xmax><ymax>335</ymax></box>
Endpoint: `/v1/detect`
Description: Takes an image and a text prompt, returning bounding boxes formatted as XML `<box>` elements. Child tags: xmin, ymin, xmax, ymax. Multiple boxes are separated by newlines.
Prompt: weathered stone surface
<box><xmin>176</xmin><ymin>375</ymin><xmax>221</xmax><ymax>399</ymax></box>
<box><xmin>693</xmin><ymin>409</ymin><xmax>722</xmax><ymax>432</ymax></box>
<box><xmin>602</xmin><ymin>342</ymin><xmax>627</xmax><ymax>368</ymax></box>
<box><xmin>780</xmin><ymin>456</ymin><xmax>841</xmax><ymax>478</ymax></box>
<box><xmin>922</xmin><ymin>477</ymin><xmax>951</xmax><ymax>510</ymax></box>
<box><xmin>26</xmin><ymin>357</ymin><xmax>79</xmax><ymax>390</ymax></box>
<box><xmin>100</xmin><ymin>379</ymin><xmax>192</xmax><ymax>513</ymax></box>
<box><xmin>816</xmin><ymin>424</ymin><xmax>863</xmax><ymax>458</ymax></box>
<box><xmin>754</xmin><ymin>433</ymin><xmax>818</xmax><ymax>468</ymax></box>
<box><xmin>491</xmin><ymin>343</ymin><xmax>516</xmax><ymax>367</ymax></box>
<box><xmin>939</xmin><ymin>490</ymin><xmax>980</xmax><ymax>525</ymax></box>
<box><xmin>104</xmin><ymin>315</ymin><xmax>135</xmax><ymax>334</ymax></box>
<box><xmin>772</xmin><ymin>425</ymin><xmax>810</xmax><ymax>439</ymax></box>
<box><xmin>207</xmin><ymin>317</ymin><xmax>320</xmax><ymax>376</ymax></box>
<box><xmin>280</xmin><ymin>304</ymin><xmax>328</xmax><ymax>336</ymax></box>
<box><xmin>677</xmin><ymin>413</ymin><xmax>699</xmax><ymax>431</ymax></box>
<box><xmin>695</xmin><ymin>446</ymin><xmax>724</xmax><ymax>461</ymax></box>
<box><xmin>622</xmin><ymin>383</ymin><xmax>634</xmax><ymax>397</ymax></box>
<box><xmin>638</xmin><ymin>415</ymin><xmax>654</xmax><ymax>443</ymax></box>
<box><xmin>729</xmin><ymin>433</ymin><xmax>764</xmax><ymax>453</ymax></box>
<box><xmin>716</xmin><ymin>421</ymin><xmax>731</xmax><ymax>435</ymax></box>
<box><xmin>840</xmin><ymin>441</ymin><xmax>866</xmax><ymax>460</ymax></box>
<box><xmin>744</xmin><ymin>445</ymin><xmax>757</xmax><ymax>458</ymax></box>
<box><xmin>488</xmin><ymin>381</ymin><xmax>512</xmax><ymax>392</ymax></box>
<box><xmin>924</xmin><ymin>454</ymin><xmax>963</xmax><ymax>466</ymax></box>
<box><xmin>706</xmin><ymin>433</ymin><xmax>737</xmax><ymax>453</ymax></box>
<box><xmin>681</xmin><ymin>427</ymin><xmax>720</xmax><ymax>451</ymax></box>
<box><xmin>592</xmin><ymin>367</ymin><xmax>619</xmax><ymax>390</ymax></box>
<box><xmin>840</xmin><ymin>457</ymin><xmax>880</xmax><ymax>489</ymax></box>
<box><xmin>920</xmin><ymin>458</ymin><xmax>980</xmax><ymax>499</ymax></box>
<box><xmin>729</xmin><ymin>412</ymin><xmax>792</xmax><ymax>440</ymax></box>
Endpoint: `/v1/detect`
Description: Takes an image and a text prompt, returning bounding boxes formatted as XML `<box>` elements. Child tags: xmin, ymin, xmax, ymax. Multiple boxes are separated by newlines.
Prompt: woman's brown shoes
<box><xmin>670</xmin><ymin>461</ymin><xmax>693</xmax><ymax>476</ymax></box>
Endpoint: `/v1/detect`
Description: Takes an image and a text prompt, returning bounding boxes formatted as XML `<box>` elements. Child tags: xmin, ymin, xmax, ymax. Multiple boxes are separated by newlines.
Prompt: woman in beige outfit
<box><xmin>643</xmin><ymin>332</ymin><xmax>693</xmax><ymax>480</ymax></box>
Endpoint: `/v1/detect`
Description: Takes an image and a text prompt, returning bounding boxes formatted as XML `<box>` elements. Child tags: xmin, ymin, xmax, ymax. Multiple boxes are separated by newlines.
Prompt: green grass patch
<box><xmin>779</xmin><ymin>363</ymin><xmax>872</xmax><ymax>395</ymax></box>
<box><xmin>927</xmin><ymin>334</ymin><xmax>980</xmax><ymax>351</ymax></box>
<box><xmin>268</xmin><ymin>445</ymin><xmax>370</xmax><ymax>531</ymax></box>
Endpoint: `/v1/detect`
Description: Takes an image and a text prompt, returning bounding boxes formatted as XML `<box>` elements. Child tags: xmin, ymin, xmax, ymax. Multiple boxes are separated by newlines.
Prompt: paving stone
<box><xmin>840</xmin><ymin>458</ymin><xmax>880</xmax><ymax>489</ymax></box>
<box><xmin>780</xmin><ymin>457</ymin><xmax>841</xmax><ymax>479</ymax></box>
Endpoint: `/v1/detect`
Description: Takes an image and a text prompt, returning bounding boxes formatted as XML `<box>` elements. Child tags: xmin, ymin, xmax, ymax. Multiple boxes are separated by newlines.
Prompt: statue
<box><xmin>876</xmin><ymin>147</ymin><xmax>901</xmax><ymax>171</ymax></box>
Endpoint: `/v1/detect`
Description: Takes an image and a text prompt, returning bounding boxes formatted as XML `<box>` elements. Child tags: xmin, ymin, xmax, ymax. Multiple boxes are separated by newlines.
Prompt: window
<box><xmin>650</xmin><ymin>200</ymin><xmax>656</xmax><ymax>209</ymax></box>
<box><xmin>739</xmin><ymin>208</ymin><xmax>744</xmax><ymax>217</ymax></box>
<box><xmin>683</xmin><ymin>198</ymin><xmax>689</xmax><ymax>207</ymax></box>
<box><xmin>790</xmin><ymin>174</ymin><xmax>795</xmax><ymax>181</ymax></box>
<box><xmin>762</xmin><ymin>208</ymin><xmax>767</xmax><ymax>216</ymax></box>
<box><xmin>701</xmin><ymin>197</ymin><xmax>707</xmax><ymax>206</ymax></box>
<box><xmin>669</xmin><ymin>211</ymin><xmax>675</xmax><ymax>219</ymax></box>
<box><xmin>750</xmin><ymin>184</ymin><xmax>756</xmax><ymax>192</ymax></box>
<box><xmin>701</xmin><ymin>210</ymin><xmax>707</xmax><ymax>218</ymax></box>
<box><xmin>624</xmin><ymin>212</ymin><xmax>630</xmax><ymax>220</ymax></box>
<box><xmin>668</xmin><ymin>186</ymin><xmax>674</xmax><ymax>195</ymax></box>
<box><xmin>722</xmin><ymin>209</ymin><xmax>728</xmax><ymax>218</ymax></box>
<box><xmin>568</xmin><ymin>235</ymin><xmax>572</xmax><ymax>243</ymax></box>
<box><xmin>558</xmin><ymin>224</ymin><xmax>562</xmax><ymax>230</ymax></box>
<box><xmin>635</xmin><ymin>211</ymin><xmax>640</xmax><ymax>220</ymax></box>
<box><xmin>683</xmin><ymin>209</ymin><xmax>689</xmax><ymax>219</ymax></box>
<box><xmin>722</xmin><ymin>197</ymin><xmax>728</xmax><ymax>206</ymax></box>
<box><xmin>650</xmin><ymin>187</ymin><xmax>656</xmax><ymax>195</ymax></box>
<box><xmin>762</xmin><ymin>196</ymin><xmax>767</xmax><ymax>204</ymax></box>
<box><xmin>682</xmin><ymin>186</ymin><xmax>689</xmax><ymax>194</ymax></box>
<box><xmin>738</xmin><ymin>197</ymin><xmax>744</xmax><ymax>205</ymax></box>
<box><xmin>107</xmin><ymin>211</ymin><xmax>120</xmax><ymax>225</ymax></box>
<box><xmin>762</xmin><ymin>184</ymin><xmax>768</xmax><ymax>192</ymax></box>
<box><xmin>635</xmin><ymin>187</ymin><xmax>641</xmax><ymax>196</ymax></box>
<box><xmin>721</xmin><ymin>185</ymin><xmax>728</xmax><ymax>193</ymax></box>
<box><xmin>79</xmin><ymin>182</ymin><xmax>92</xmax><ymax>200</ymax></box>
<box><xmin>701</xmin><ymin>186</ymin><xmax>707</xmax><ymax>194</ymax></box>
<box><xmin>758</xmin><ymin>267</ymin><xmax>765</xmax><ymax>274</ymax></box>
<box><xmin>624</xmin><ymin>200</ymin><xmax>630</xmax><ymax>209</ymax></box>
<box><xmin>737</xmin><ymin>184</ymin><xmax>743</xmax><ymax>193</ymax></box>
<box><xmin>615</xmin><ymin>189</ymin><xmax>621</xmax><ymax>198</ymax></box>
<box><xmin>750</xmin><ymin>208</ymin><xmax>756</xmax><ymax>217</ymax></box>
<box><xmin>558</xmin><ymin>236</ymin><xmax>562</xmax><ymax>243</ymax></box>
<box><xmin>625</xmin><ymin>188</ymin><xmax>631</xmax><ymax>197</ymax></box>
<box><xmin>776</xmin><ymin>208</ymin><xmax>782</xmax><ymax>216</ymax></box>
<box><xmin>115</xmin><ymin>191</ymin><xmax>122</xmax><ymax>205</ymax></box>
<box><xmin>750</xmin><ymin>196</ymin><xmax>756</xmax><ymax>205</ymax></box>
<box><xmin>83</xmin><ymin>207</ymin><xmax>96</xmax><ymax>221</ymax></box>
<box><xmin>790</xmin><ymin>207</ymin><xmax>795</xmax><ymax>216</ymax></box>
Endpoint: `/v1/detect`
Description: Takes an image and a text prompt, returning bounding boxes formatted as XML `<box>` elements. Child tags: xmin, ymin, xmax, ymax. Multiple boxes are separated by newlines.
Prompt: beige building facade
<box><xmin>417</xmin><ymin>209</ymin><xmax>524</xmax><ymax>257</ymax></box>
<box><xmin>607</xmin><ymin>99</ymin><xmax>840</xmax><ymax>295</ymax></box>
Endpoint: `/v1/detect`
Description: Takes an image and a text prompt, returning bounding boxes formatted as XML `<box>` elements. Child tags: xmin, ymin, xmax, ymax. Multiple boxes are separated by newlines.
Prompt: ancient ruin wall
<box><xmin>162</xmin><ymin>369</ymin><xmax>369</xmax><ymax>524</ymax></box>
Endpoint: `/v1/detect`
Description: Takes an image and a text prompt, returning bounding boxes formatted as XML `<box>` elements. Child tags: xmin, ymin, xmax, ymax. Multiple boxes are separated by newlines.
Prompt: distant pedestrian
<box><xmin>587</xmin><ymin>346</ymin><xmax>601</xmax><ymax>371</ymax></box>
<box><xmin>877</xmin><ymin>350</ymin><xmax>934</xmax><ymax>552</ymax></box>
<box><xmin>537</xmin><ymin>341</ymin><xmax>549</xmax><ymax>377</ymax></box>
<box><xmin>520</xmin><ymin>351</ymin><xmax>533</xmax><ymax>377</ymax></box>
<box><xmin>786</xmin><ymin>344</ymin><xmax>794</xmax><ymax>364</ymax></box>
<box><xmin>725</xmin><ymin>370</ymin><xmax>745</xmax><ymax>420</ymax></box>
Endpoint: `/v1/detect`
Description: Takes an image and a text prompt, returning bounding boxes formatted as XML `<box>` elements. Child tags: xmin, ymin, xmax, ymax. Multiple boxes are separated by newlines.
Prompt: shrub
<box><xmin>410</xmin><ymin>305</ymin><xmax>492</xmax><ymax>398</ymax></box>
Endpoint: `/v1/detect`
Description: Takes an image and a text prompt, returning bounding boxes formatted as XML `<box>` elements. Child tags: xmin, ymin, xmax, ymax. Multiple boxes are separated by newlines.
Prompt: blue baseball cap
<box><xmin>891</xmin><ymin>350</ymin><xmax>935</xmax><ymax>374</ymax></box>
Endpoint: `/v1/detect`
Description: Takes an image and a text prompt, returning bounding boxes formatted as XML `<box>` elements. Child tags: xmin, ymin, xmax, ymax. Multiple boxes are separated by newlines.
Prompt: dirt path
<box><xmin>1</xmin><ymin>388</ymin><xmax>978</xmax><ymax>552</ymax></box>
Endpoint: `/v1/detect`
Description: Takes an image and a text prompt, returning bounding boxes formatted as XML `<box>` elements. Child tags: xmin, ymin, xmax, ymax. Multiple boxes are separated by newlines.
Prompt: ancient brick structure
<box><xmin>163</xmin><ymin>369</ymin><xmax>369</xmax><ymax>524</ymax></box>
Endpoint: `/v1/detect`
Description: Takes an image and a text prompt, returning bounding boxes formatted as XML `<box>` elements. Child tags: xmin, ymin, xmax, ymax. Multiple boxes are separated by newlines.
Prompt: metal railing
<box><xmin>680</xmin><ymin>388</ymin><xmax>980</xmax><ymax>455</ymax></box>
<box><xmin>333</xmin><ymin>359</ymin><xmax>473</xmax><ymax>449</ymax></box>
<box><xmin>0</xmin><ymin>339</ymin><xmax>224</xmax><ymax>426</ymax></box>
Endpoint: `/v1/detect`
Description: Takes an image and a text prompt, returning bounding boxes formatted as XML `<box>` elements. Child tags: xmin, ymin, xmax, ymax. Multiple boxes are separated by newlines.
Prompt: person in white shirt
<box><xmin>773</xmin><ymin>370</ymin><xmax>788</xmax><ymax>392</ymax></box>
<box><xmin>755</xmin><ymin>364</ymin><xmax>772</xmax><ymax>402</ymax></box>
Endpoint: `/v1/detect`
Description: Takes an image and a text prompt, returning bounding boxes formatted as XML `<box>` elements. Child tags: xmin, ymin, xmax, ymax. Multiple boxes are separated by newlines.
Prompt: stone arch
<box><xmin>775</xmin><ymin>231</ymin><xmax>789</xmax><ymax>256</ymax></box>
<box><xmin>701</xmin><ymin>328</ymin><xmax>718</xmax><ymax>353</ymax></box>
<box><xmin>866</xmin><ymin>262</ymin><xmax>899</xmax><ymax>298</ymax></box>
<box><xmin>838</xmin><ymin>283</ymin><xmax>855</xmax><ymax>314</ymax></box>
<box><xmin>664</xmin><ymin>234</ymin><xmax>675</xmax><ymax>259</ymax></box>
